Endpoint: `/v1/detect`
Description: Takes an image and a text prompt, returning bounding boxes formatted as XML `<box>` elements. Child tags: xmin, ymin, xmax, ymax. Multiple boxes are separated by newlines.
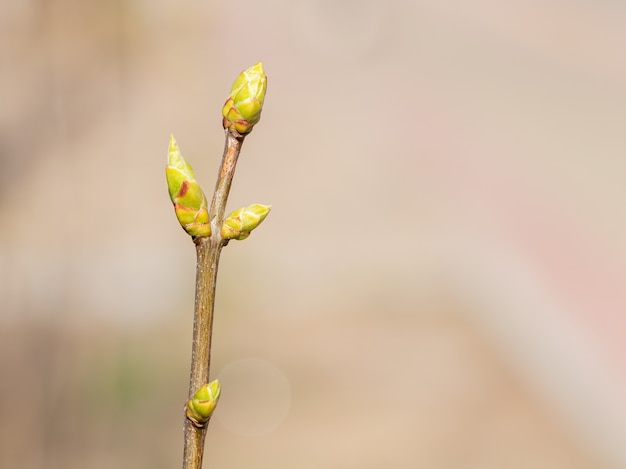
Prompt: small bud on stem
<box><xmin>165</xmin><ymin>135</ymin><xmax>211</xmax><ymax>238</ymax></box>
<box><xmin>186</xmin><ymin>380</ymin><xmax>221</xmax><ymax>428</ymax></box>
<box><xmin>221</xmin><ymin>204</ymin><xmax>272</xmax><ymax>240</ymax></box>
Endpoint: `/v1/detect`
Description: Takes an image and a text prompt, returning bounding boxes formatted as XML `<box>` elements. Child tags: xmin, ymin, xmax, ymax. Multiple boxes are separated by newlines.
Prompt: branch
<box><xmin>165</xmin><ymin>61</ymin><xmax>268</xmax><ymax>469</ymax></box>
<box><xmin>182</xmin><ymin>131</ymin><xmax>244</xmax><ymax>469</ymax></box>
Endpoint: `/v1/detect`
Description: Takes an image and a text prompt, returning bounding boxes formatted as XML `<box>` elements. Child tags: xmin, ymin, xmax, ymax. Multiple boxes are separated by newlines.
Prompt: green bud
<box><xmin>166</xmin><ymin>135</ymin><xmax>211</xmax><ymax>238</ymax></box>
<box><xmin>221</xmin><ymin>204</ymin><xmax>271</xmax><ymax>240</ymax></box>
<box><xmin>222</xmin><ymin>62</ymin><xmax>267</xmax><ymax>135</ymax></box>
<box><xmin>186</xmin><ymin>380</ymin><xmax>221</xmax><ymax>428</ymax></box>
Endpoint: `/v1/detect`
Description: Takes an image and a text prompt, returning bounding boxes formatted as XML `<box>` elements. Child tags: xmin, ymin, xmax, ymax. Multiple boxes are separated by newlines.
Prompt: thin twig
<box><xmin>182</xmin><ymin>130</ymin><xmax>245</xmax><ymax>469</ymax></box>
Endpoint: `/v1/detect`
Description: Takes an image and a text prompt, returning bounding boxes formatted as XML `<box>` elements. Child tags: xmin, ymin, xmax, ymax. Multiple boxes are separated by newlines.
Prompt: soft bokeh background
<box><xmin>1</xmin><ymin>0</ymin><xmax>625</xmax><ymax>467</ymax></box>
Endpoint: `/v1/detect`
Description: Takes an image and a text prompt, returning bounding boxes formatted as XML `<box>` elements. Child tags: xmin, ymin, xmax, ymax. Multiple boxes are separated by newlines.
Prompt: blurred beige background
<box><xmin>1</xmin><ymin>0</ymin><xmax>626</xmax><ymax>468</ymax></box>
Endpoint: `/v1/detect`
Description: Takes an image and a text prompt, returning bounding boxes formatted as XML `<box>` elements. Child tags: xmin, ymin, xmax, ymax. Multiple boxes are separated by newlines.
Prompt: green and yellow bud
<box><xmin>221</xmin><ymin>204</ymin><xmax>271</xmax><ymax>240</ymax></box>
<box><xmin>166</xmin><ymin>135</ymin><xmax>211</xmax><ymax>238</ymax></box>
<box><xmin>222</xmin><ymin>61</ymin><xmax>267</xmax><ymax>135</ymax></box>
<box><xmin>186</xmin><ymin>380</ymin><xmax>221</xmax><ymax>428</ymax></box>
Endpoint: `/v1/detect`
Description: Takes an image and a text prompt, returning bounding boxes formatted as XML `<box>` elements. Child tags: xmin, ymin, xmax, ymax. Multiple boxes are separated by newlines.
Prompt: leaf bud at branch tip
<box><xmin>165</xmin><ymin>135</ymin><xmax>211</xmax><ymax>238</ymax></box>
<box><xmin>222</xmin><ymin>62</ymin><xmax>267</xmax><ymax>135</ymax></box>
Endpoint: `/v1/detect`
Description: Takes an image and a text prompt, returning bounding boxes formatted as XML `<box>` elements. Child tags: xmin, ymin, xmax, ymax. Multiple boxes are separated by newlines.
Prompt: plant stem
<box><xmin>182</xmin><ymin>130</ymin><xmax>245</xmax><ymax>469</ymax></box>
<box><xmin>209</xmin><ymin>131</ymin><xmax>245</xmax><ymax>225</ymax></box>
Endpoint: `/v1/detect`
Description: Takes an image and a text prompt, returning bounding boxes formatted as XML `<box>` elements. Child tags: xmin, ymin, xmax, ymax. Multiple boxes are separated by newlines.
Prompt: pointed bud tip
<box><xmin>249</xmin><ymin>61</ymin><xmax>264</xmax><ymax>75</ymax></box>
<box><xmin>168</xmin><ymin>134</ymin><xmax>179</xmax><ymax>158</ymax></box>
